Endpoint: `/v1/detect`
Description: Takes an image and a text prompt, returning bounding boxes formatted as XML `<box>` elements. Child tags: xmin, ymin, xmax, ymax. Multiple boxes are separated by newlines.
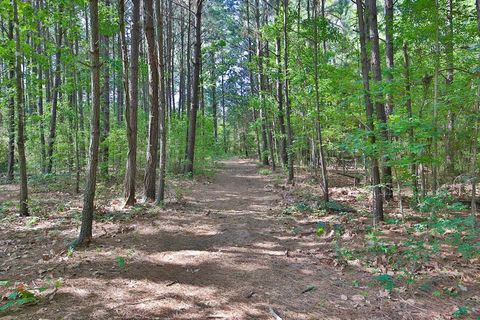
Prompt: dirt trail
<box><xmin>3</xmin><ymin>159</ymin><xmax>430</xmax><ymax>319</ymax></box>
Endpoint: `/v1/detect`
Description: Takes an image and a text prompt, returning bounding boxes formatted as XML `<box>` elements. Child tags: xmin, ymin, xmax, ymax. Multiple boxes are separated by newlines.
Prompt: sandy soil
<box><xmin>0</xmin><ymin>159</ymin><xmax>477</xmax><ymax>319</ymax></box>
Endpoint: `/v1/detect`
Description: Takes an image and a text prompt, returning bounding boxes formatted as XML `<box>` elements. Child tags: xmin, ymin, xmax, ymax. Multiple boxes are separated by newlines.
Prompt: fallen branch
<box><xmin>269</xmin><ymin>307</ymin><xmax>283</xmax><ymax>320</ymax></box>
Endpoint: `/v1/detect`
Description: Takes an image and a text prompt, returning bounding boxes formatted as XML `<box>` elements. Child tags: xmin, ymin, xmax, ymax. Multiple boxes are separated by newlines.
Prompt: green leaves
<box><xmin>375</xmin><ymin>274</ymin><xmax>396</xmax><ymax>292</ymax></box>
<box><xmin>0</xmin><ymin>285</ymin><xmax>40</xmax><ymax>312</ymax></box>
<box><xmin>115</xmin><ymin>256</ymin><xmax>126</xmax><ymax>268</ymax></box>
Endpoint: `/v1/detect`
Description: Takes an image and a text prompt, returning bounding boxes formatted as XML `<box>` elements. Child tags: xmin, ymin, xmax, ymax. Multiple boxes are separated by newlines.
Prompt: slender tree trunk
<box><xmin>184</xmin><ymin>0</ymin><xmax>203</xmax><ymax>175</ymax></box>
<box><xmin>101</xmin><ymin>5</ymin><xmax>111</xmax><ymax>177</ymax></box>
<box><xmin>384</xmin><ymin>0</ymin><xmax>394</xmax><ymax>118</ymax></box>
<box><xmin>12</xmin><ymin>0</ymin><xmax>28</xmax><ymax>216</ymax></box>
<box><xmin>36</xmin><ymin>0</ymin><xmax>46</xmax><ymax>173</ymax></box>
<box><xmin>211</xmin><ymin>52</ymin><xmax>218</xmax><ymax>142</ymax></box>
<box><xmin>275</xmin><ymin>2</ymin><xmax>287</xmax><ymax>166</ymax></box>
<box><xmin>144</xmin><ymin>0</ymin><xmax>160</xmax><ymax>201</ymax></box>
<box><xmin>7</xmin><ymin>21</ymin><xmax>15</xmax><ymax>182</ymax></box>
<box><xmin>313</xmin><ymin>0</ymin><xmax>329</xmax><ymax>202</ymax></box>
<box><xmin>221</xmin><ymin>70</ymin><xmax>227</xmax><ymax>152</ymax></box>
<box><xmin>78</xmin><ymin>0</ymin><xmax>101</xmax><ymax>246</ymax></box>
<box><xmin>255</xmin><ymin>0</ymin><xmax>270</xmax><ymax>166</ymax></box>
<box><xmin>367</xmin><ymin>0</ymin><xmax>392</xmax><ymax>202</ymax></box>
<box><xmin>283</xmin><ymin>0</ymin><xmax>294</xmax><ymax>183</ymax></box>
<box><xmin>47</xmin><ymin>20</ymin><xmax>63</xmax><ymax>174</ymax></box>
<box><xmin>357</xmin><ymin>0</ymin><xmax>383</xmax><ymax>222</ymax></box>
<box><xmin>471</xmin><ymin>0</ymin><xmax>480</xmax><ymax>216</ymax></box>
<box><xmin>432</xmin><ymin>0</ymin><xmax>441</xmax><ymax>195</ymax></box>
<box><xmin>123</xmin><ymin>0</ymin><xmax>140</xmax><ymax>206</ymax></box>
<box><xmin>403</xmin><ymin>42</ymin><xmax>418</xmax><ymax>203</ymax></box>
<box><xmin>445</xmin><ymin>0</ymin><xmax>455</xmax><ymax>176</ymax></box>
<box><xmin>179</xmin><ymin>12</ymin><xmax>186</xmax><ymax>115</ymax></box>
<box><xmin>156</xmin><ymin>0</ymin><xmax>167</xmax><ymax>204</ymax></box>
<box><xmin>116</xmin><ymin>34</ymin><xmax>123</xmax><ymax>124</ymax></box>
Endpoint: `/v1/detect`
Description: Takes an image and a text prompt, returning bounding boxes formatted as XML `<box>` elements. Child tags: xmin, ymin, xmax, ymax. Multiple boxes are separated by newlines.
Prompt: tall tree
<box><xmin>12</xmin><ymin>0</ymin><xmax>28</xmax><ymax>216</ymax></box>
<box><xmin>6</xmin><ymin>20</ymin><xmax>15</xmax><ymax>181</ymax></box>
<box><xmin>367</xmin><ymin>0</ymin><xmax>392</xmax><ymax>202</ymax></box>
<box><xmin>77</xmin><ymin>0</ymin><xmax>101</xmax><ymax>246</ymax></box>
<box><xmin>313</xmin><ymin>0</ymin><xmax>329</xmax><ymax>202</ymax></box>
<box><xmin>283</xmin><ymin>0</ymin><xmax>294</xmax><ymax>183</ymax></box>
<box><xmin>100</xmin><ymin>0</ymin><xmax>111</xmax><ymax>177</ymax></box>
<box><xmin>155</xmin><ymin>0</ymin><xmax>167</xmax><ymax>204</ymax></box>
<box><xmin>357</xmin><ymin>0</ymin><xmax>383</xmax><ymax>222</ymax></box>
<box><xmin>254</xmin><ymin>0</ymin><xmax>270</xmax><ymax>166</ymax></box>
<box><xmin>275</xmin><ymin>0</ymin><xmax>287</xmax><ymax>167</ymax></box>
<box><xmin>123</xmin><ymin>0</ymin><xmax>141</xmax><ymax>206</ymax></box>
<box><xmin>184</xmin><ymin>0</ymin><xmax>204</xmax><ymax>175</ymax></box>
<box><xmin>143</xmin><ymin>0</ymin><xmax>160</xmax><ymax>201</ymax></box>
<box><xmin>46</xmin><ymin>11</ymin><xmax>63</xmax><ymax>174</ymax></box>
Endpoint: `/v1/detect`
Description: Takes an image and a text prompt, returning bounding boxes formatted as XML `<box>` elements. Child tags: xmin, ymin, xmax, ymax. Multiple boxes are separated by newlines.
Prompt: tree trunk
<box><xmin>445</xmin><ymin>0</ymin><xmax>455</xmax><ymax>176</ymax></box>
<box><xmin>12</xmin><ymin>0</ymin><xmax>29</xmax><ymax>216</ymax></box>
<box><xmin>184</xmin><ymin>0</ymin><xmax>203</xmax><ymax>175</ymax></box>
<box><xmin>156</xmin><ymin>0</ymin><xmax>167</xmax><ymax>204</ymax></box>
<box><xmin>47</xmin><ymin>20</ymin><xmax>63</xmax><ymax>174</ymax></box>
<box><xmin>211</xmin><ymin>51</ymin><xmax>218</xmax><ymax>142</ymax></box>
<box><xmin>357</xmin><ymin>0</ymin><xmax>383</xmax><ymax>223</ymax></box>
<box><xmin>384</xmin><ymin>0</ymin><xmax>394</xmax><ymax>118</ymax></box>
<box><xmin>255</xmin><ymin>0</ymin><xmax>270</xmax><ymax>166</ymax></box>
<box><xmin>283</xmin><ymin>0</ymin><xmax>294</xmax><ymax>184</ymax></box>
<box><xmin>403</xmin><ymin>42</ymin><xmax>418</xmax><ymax>203</ymax></box>
<box><xmin>367</xmin><ymin>0</ymin><xmax>392</xmax><ymax>202</ymax></box>
<box><xmin>143</xmin><ymin>0</ymin><xmax>160</xmax><ymax>201</ymax></box>
<box><xmin>123</xmin><ymin>0</ymin><xmax>140</xmax><ymax>207</ymax></box>
<box><xmin>275</xmin><ymin>2</ymin><xmax>287</xmax><ymax>167</ymax></box>
<box><xmin>7</xmin><ymin>20</ymin><xmax>15</xmax><ymax>182</ymax></box>
<box><xmin>101</xmin><ymin>5</ymin><xmax>110</xmax><ymax>177</ymax></box>
<box><xmin>77</xmin><ymin>0</ymin><xmax>101</xmax><ymax>246</ymax></box>
<box><xmin>313</xmin><ymin>0</ymin><xmax>329</xmax><ymax>202</ymax></box>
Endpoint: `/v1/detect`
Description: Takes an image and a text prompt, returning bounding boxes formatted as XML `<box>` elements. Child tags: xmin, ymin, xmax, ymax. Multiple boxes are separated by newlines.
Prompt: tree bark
<box><xmin>123</xmin><ymin>0</ymin><xmax>141</xmax><ymax>207</ymax></box>
<box><xmin>7</xmin><ymin>20</ymin><xmax>15</xmax><ymax>181</ymax></box>
<box><xmin>12</xmin><ymin>0</ymin><xmax>29</xmax><ymax>216</ymax></box>
<box><xmin>47</xmin><ymin>18</ymin><xmax>63</xmax><ymax>174</ymax></box>
<box><xmin>313</xmin><ymin>0</ymin><xmax>329</xmax><ymax>202</ymax></box>
<box><xmin>143</xmin><ymin>0</ymin><xmax>160</xmax><ymax>201</ymax></box>
<box><xmin>275</xmin><ymin>1</ymin><xmax>287</xmax><ymax>167</ymax></box>
<box><xmin>78</xmin><ymin>0</ymin><xmax>101</xmax><ymax>246</ymax></box>
<box><xmin>156</xmin><ymin>0</ymin><xmax>167</xmax><ymax>204</ymax></box>
<box><xmin>384</xmin><ymin>0</ymin><xmax>394</xmax><ymax>117</ymax></box>
<box><xmin>403</xmin><ymin>42</ymin><xmax>418</xmax><ymax>203</ymax></box>
<box><xmin>357</xmin><ymin>0</ymin><xmax>383</xmax><ymax>222</ymax></box>
<box><xmin>254</xmin><ymin>0</ymin><xmax>270</xmax><ymax>166</ymax></box>
<box><xmin>101</xmin><ymin>3</ymin><xmax>111</xmax><ymax>177</ymax></box>
<box><xmin>184</xmin><ymin>0</ymin><xmax>203</xmax><ymax>175</ymax></box>
<box><xmin>367</xmin><ymin>0</ymin><xmax>392</xmax><ymax>202</ymax></box>
<box><xmin>283</xmin><ymin>0</ymin><xmax>294</xmax><ymax>183</ymax></box>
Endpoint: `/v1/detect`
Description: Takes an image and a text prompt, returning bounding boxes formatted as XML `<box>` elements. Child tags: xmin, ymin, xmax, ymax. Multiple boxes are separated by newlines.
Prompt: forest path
<box><xmin>5</xmin><ymin>159</ymin><xmax>402</xmax><ymax>319</ymax></box>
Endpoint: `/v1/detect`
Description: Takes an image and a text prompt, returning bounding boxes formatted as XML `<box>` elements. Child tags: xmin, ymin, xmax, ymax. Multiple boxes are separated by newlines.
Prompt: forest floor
<box><xmin>0</xmin><ymin>158</ymin><xmax>479</xmax><ymax>319</ymax></box>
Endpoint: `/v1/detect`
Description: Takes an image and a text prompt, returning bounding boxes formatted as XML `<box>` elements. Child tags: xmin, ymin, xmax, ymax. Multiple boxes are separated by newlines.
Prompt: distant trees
<box><xmin>1</xmin><ymin>0</ymin><xmax>479</xmax><ymax>238</ymax></box>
